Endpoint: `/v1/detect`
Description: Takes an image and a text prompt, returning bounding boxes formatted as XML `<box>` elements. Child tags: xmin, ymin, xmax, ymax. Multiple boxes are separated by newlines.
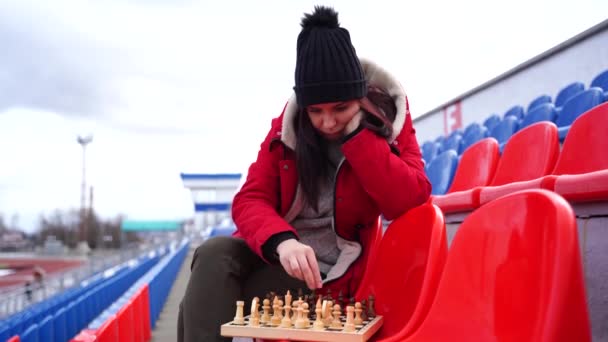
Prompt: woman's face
<box><xmin>306</xmin><ymin>100</ymin><xmax>361</xmax><ymax>140</ymax></box>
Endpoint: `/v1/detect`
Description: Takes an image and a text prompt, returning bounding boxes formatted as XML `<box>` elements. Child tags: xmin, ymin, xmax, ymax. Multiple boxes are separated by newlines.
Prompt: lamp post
<box><xmin>77</xmin><ymin>135</ymin><xmax>93</xmax><ymax>244</ymax></box>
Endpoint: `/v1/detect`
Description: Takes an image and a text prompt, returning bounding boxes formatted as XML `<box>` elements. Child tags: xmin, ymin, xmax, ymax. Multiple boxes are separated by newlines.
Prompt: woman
<box><xmin>178</xmin><ymin>6</ymin><xmax>431</xmax><ymax>342</ymax></box>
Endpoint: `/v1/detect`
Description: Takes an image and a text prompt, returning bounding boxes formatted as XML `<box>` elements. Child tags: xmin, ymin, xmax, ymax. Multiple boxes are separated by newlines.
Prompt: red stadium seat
<box><xmin>355</xmin><ymin>202</ymin><xmax>447</xmax><ymax>341</ymax></box>
<box><xmin>479</xmin><ymin>122</ymin><xmax>559</xmax><ymax>204</ymax></box>
<box><xmin>552</xmin><ymin>102</ymin><xmax>608</xmax><ymax>202</ymax></box>
<box><xmin>95</xmin><ymin>315</ymin><xmax>119</xmax><ymax>342</ymax></box>
<box><xmin>7</xmin><ymin>336</ymin><xmax>20</xmax><ymax>342</ymax></box>
<box><xmin>117</xmin><ymin>300</ymin><xmax>135</xmax><ymax>342</ymax></box>
<box><xmin>141</xmin><ymin>285</ymin><xmax>152</xmax><ymax>342</ymax></box>
<box><xmin>478</xmin><ymin>102</ymin><xmax>608</xmax><ymax>203</ymax></box>
<box><xmin>432</xmin><ymin>138</ymin><xmax>499</xmax><ymax>213</ymax></box>
<box><xmin>402</xmin><ymin>190</ymin><xmax>591</xmax><ymax>342</ymax></box>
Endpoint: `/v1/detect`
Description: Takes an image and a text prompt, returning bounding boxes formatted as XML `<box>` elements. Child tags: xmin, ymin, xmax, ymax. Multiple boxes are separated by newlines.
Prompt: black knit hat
<box><xmin>294</xmin><ymin>6</ymin><xmax>367</xmax><ymax>107</ymax></box>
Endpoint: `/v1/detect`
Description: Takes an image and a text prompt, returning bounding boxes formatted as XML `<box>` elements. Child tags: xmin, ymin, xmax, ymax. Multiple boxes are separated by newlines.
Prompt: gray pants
<box><xmin>178</xmin><ymin>236</ymin><xmax>307</xmax><ymax>342</ymax></box>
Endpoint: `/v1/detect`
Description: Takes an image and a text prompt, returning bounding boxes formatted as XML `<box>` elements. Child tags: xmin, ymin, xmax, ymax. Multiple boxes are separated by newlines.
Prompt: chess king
<box><xmin>178</xmin><ymin>5</ymin><xmax>431</xmax><ymax>342</ymax></box>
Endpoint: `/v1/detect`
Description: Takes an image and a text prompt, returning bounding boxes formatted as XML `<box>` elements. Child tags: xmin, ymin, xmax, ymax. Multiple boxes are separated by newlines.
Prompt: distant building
<box><xmin>180</xmin><ymin>173</ymin><xmax>242</xmax><ymax>234</ymax></box>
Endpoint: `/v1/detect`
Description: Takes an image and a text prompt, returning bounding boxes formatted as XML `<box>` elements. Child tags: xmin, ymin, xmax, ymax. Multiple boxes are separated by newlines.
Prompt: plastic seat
<box><xmin>479</xmin><ymin>122</ymin><xmax>559</xmax><ymax>205</ymax></box>
<box><xmin>433</xmin><ymin>138</ymin><xmax>500</xmax><ymax>213</ymax></box>
<box><xmin>488</xmin><ymin>115</ymin><xmax>518</xmax><ymax>152</ymax></box>
<box><xmin>590</xmin><ymin>69</ymin><xmax>608</xmax><ymax>92</ymax></box>
<box><xmin>520</xmin><ymin>103</ymin><xmax>557</xmax><ymax>129</ymax></box>
<box><xmin>555</xmin><ymin>87</ymin><xmax>604</xmax><ymax>140</ymax></box>
<box><xmin>555</xmin><ymin>81</ymin><xmax>585</xmax><ymax>107</ymax></box>
<box><xmin>403</xmin><ymin>190</ymin><xmax>591</xmax><ymax>342</ymax></box>
<box><xmin>483</xmin><ymin>114</ymin><xmax>501</xmax><ymax>133</ymax></box>
<box><xmin>37</xmin><ymin>316</ymin><xmax>53</xmax><ymax>342</ymax></box>
<box><xmin>426</xmin><ymin>150</ymin><xmax>459</xmax><ymax>195</ymax></box>
<box><xmin>503</xmin><ymin>105</ymin><xmax>524</xmax><ymax>120</ymax></box>
<box><xmin>527</xmin><ymin>94</ymin><xmax>552</xmax><ymax>112</ymax></box>
<box><xmin>439</xmin><ymin>133</ymin><xmax>463</xmax><ymax>154</ymax></box>
<box><xmin>20</xmin><ymin>323</ymin><xmax>38</xmax><ymax>342</ymax></box>
<box><xmin>95</xmin><ymin>315</ymin><xmax>119</xmax><ymax>342</ymax></box>
<box><xmin>421</xmin><ymin>141</ymin><xmax>440</xmax><ymax>164</ymax></box>
<box><xmin>353</xmin><ymin>202</ymin><xmax>447</xmax><ymax>341</ymax></box>
<box><xmin>552</xmin><ymin>102</ymin><xmax>608</xmax><ymax>202</ymax></box>
<box><xmin>461</xmin><ymin>123</ymin><xmax>488</xmax><ymax>152</ymax></box>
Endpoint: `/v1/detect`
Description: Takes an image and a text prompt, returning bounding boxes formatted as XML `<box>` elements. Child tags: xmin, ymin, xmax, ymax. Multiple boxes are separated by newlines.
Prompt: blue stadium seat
<box><xmin>209</xmin><ymin>227</ymin><xmax>236</xmax><ymax>237</ymax></box>
<box><xmin>426</xmin><ymin>150</ymin><xmax>459</xmax><ymax>195</ymax></box>
<box><xmin>520</xmin><ymin>103</ymin><xmax>557</xmax><ymax>129</ymax></box>
<box><xmin>555</xmin><ymin>82</ymin><xmax>585</xmax><ymax>107</ymax></box>
<box><xmin>527</xmin><ymin>94</ymin><xmax>552</xmax><ymax>112</ymax></box>
<box><xmin>421</xmin><ymin>141</ymin><xmax>440</xmax><ymax>164</ymax></box>
<box><xmin>21</xmin><ymin>323</ymin><xmax>39</xmax><ymax>342</ymax></box>
<box><xmin>555</xmin><ymin>87</ymin><xmax>605</xmax><ymax>140</ymax></box>
<box><xmin>483</xmin><ymin>114</ymin><xmax>501</xmax><ymax>132</ymax></box>
<box><xmin>440</xmin><ymin>132</ymin><xmax>463</xmax><ymax>154</ymax></box>
<box><xmin>503</xmin><ymin>105</ymin><xmax>524</xmax><ymax>120</ymax></box>
<box><xmin>489</xmin><ymin>116</ymin><xmax>519</xmax><ymax>152</ymax></box>
<box><xmin>0</xmin><ymin>323</ymin><xmax>10</xmax><ymax>342</ymax></box>
<box><xmin>38</xmin><ymin>316</ymin><xmax>53</xmax><ymax>342</ymax></box>
<box><xmin>53</xmin><ymin>307</ymin><xmax>67</xmax><ymax>342</ymax></box>
<box><xmin>591</xmin><ymin>69</ymin><xmax>608</xmax><ymax>98</ymax></box>
<box><xmin>460</xmin><ymin>123</ymin><xmax>488</xmax><ymax>153</ymax></box>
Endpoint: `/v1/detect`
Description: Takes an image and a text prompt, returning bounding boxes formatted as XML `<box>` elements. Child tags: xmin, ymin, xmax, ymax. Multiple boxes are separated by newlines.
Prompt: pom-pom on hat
<box><xmin>293</xmin><ymin>6</ymin><xmax>367</xmax><ymax>107</ymax></box>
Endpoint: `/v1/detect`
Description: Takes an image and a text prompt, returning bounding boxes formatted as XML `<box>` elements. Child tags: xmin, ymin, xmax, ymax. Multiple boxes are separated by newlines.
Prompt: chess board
<box><xmin>221</xmin><ymin>315</ymin><xmax>383</xmax><ymax>342</ymax></box>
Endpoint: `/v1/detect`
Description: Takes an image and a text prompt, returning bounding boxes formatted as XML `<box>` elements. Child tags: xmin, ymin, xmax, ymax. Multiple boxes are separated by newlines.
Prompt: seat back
<box><xmin>461</xmin><ymin>123</ymin><xmax>488</xmax><ymax>152</ymax></box>
<box><xmin>440</xmin><ymin>133</ymin><xmax>463</xmax><ymax>154</ymax></box>
<box><xmin>483</xmin><ymin>114</ymin><xmax>501</xmax><ymax>132</ymax></box>
<box><xmin>426</xmin><ymin>150</ymin><xmax>459</xmax><ymax>195</ymax></box>
<box><xmin>552</xmin><ymin>102</ymin><xmax>608</xmax><ymax>175</ymax></box>
<box><xmin>490</xmin><ymin>122</ymin><xmax>559</xmax><ymax>186</ymax></box>
<box><xmin>489</xmin><ymin>115</ymin><xmax>518</xmax><ymax>145</ymax></box>
<box><xmin>555</xmin><ymin>88</ymin><xmax>604</xmax><ymax>128</ymax></box>
<box><xmin>520</xmin><ymin>103</ymin><xmax>557</xmax><ymax>129</ymax></box>
<box><xmin>37</xmin><ymin>316</ymin><xmax>53</xmax><ymax>342</ymax></box>
<box><xmin>590</xmin><ymin>69</ymin><xmax>608</xmax><ymax>90</ymax></box>
<box><xmin>421</xmin><ymin>141</ymin><xmax>440</xmax><ymax>164</ymax></box>
<box><xmin>358</xmin><ymin>216</ymin><xmax>383</xmax><ymax>279</ymax></box>
<box><xmin>355</xmin><ymin>203</ymin><xmax>447</xmax><ymax>341</ymax></box>
<box><xmin>555</xmin><ymin>81</ymin><xmax>585</xmax><ymax>107</ymax></box>
<box><xmin>447</xmin><ymin>138</ymin><xmax>500</xmax><ymax>193</ymax></box>
<box><xmin>527</xmin><ymin>94</ymin><xmax>552</xmax><ymax>112</ymax></box>
<box><xmin>503</xmin><ymin>105</ymin><xmax>524</xmax><ymax>120</ymax></box>
<box><xmin>406</xmin><ymin>190</ymin><xmax>590</xmax><ymax>342</ymax></box>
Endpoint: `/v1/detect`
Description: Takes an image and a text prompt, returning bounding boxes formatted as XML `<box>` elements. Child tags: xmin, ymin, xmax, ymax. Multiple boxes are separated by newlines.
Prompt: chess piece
<box><xmin>271</xmin><ymin>297</ymin><xmax>281</xmax><ymax>326</ymax></box>
<box><xmin>326</xmin><ymin>289</ymin><xmax>332</xmax><ymax>301</ymax></box>
<box><xmin>278</xmin><ymin>299</ymin><xmax>284</xmax><ymax>319</ymax></box>
<box><xmin>249</xmin><ymin>297</ymin><xmax>260</xmax><ymax>327</ymax></box>
<box><xmin>343</xmin><ymin>305</ymin><xmax>356</xmax><ymax>332</ymax></box>
<box><xmin>338</xmin><ymin>290</ymin><xmax>344</xmax><ymax>307</ymax></box>
<box><xmin>295</xmin><ymin>304</ymin><xmax>307</xmax><ymax>329</ymax></box>
<box><xmin>354</xmin><ymin>302</ymin><xmax>363</xmax><ymax>325</ymax></box>
<box><xmin>360</xmin><ymin>299</ymin><xmax>367</xmax><ymax>321</ymax></box>
<box><xmin>313</xmin><ymin>298</ymin><xmax>325</xmax><ymax>331</ymax></box>
<box><xmin>323</xmin><ymin>300</ymin><xmax>333</xmax><ymax>327</ymax></box>
<box><xmin>261</xmin><ymin>298</ymin><xmax>271</xmax><ymax>323</ymax></box>
<box><xmin>302</xmin><ymin>302</ymin><xmax>310</xmax><ymax>326</ymax></box>
<box><xmin>234</xmin><ymin>301</ymin><xmax>245</xmax><ymax>325</ymax></box>
<box><xmin>368</xmin><ymin>295</ymin><xmax>376</xmax><ymax>318</ymax></box>
<box><xmin>331</xmin><ymin>304</ymin><xmax>342</xmax><ymax>329</ymax></box>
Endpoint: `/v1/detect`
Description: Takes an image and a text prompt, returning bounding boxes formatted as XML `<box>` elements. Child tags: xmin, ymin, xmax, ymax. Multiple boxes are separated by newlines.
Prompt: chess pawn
<box><xmin>234</xmin><ymin>301</ymin><xmax>245</xmax><ymax>325</ymax></box>
<box><xmin>261</xmin><ymin>298</ymin><xmax>271</xmax><ymax>323</ymax></box>
<box><xmin>249</xmin><ymin>297</ymin><xmax>260</xmax><ymax>327</ymax></box>
<box><xmin>312</xmin><ymin>299</ymin><xmax>325</xmax><ymax>331</ymax></box>
<box><xmin>343</xmin><ymin>306</ymin><xmax>356</xmax><ymax>332</ymax></box>
<box><xmin>368</xmin><ymin>295</ymin><xmax>376</xmax><ymax>318</ymax></box>
<box><xmin>331</xmin><ymin>304</ymin><xmax>342</xmax><ymax>329</ymax></box>
<box><xmin>354</xmin><ymin>302</ymin><xmax>363</xmax><ymax>325</ymax></box>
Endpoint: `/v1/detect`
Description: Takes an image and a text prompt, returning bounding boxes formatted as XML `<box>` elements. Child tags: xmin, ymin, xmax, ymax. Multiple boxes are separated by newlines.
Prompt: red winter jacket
<box><xmin>232</xmin><ymin>58</ymin><xmax>431</xmax><ymax>296</ymax></box>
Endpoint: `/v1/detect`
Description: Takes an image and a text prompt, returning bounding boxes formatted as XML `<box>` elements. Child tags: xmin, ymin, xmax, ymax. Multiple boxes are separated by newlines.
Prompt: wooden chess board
<box><xmin>221</xmin><ymin>315</ymin><xmax>383</xmax><ymax>342</ymax></box>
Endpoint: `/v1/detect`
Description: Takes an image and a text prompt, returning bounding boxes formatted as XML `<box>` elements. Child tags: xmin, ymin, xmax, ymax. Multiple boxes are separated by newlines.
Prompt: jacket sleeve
<box><xmin>231</xmin><ymin>116</ymin><xmax>298</xmax><ymax>261</ymax></box>
<box><xmin>341</xmin><ymin>105</ymin><xmax>432</xmax><ymax>220</ymax></box>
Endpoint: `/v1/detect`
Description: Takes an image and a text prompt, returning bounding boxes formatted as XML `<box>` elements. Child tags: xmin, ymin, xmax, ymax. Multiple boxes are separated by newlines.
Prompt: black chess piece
<box><xmin>368</xmin><ymin>295</ymin><xmax>376</xmax><ymax>318</ymax></box>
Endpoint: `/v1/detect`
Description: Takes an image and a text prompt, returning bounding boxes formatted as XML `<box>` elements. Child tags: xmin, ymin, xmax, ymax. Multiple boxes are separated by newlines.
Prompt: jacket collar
<box><xmin>281</xmin><ymin>58</ymin><xmax>408</xmax><ymax>150</ymax></box>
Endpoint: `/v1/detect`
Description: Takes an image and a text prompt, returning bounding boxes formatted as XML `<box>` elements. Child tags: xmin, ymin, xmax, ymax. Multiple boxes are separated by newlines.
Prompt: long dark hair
<box><xmin>295</xmin><ymin>86</ymin><xmax>397</xmax><ymax>210</ymax></box>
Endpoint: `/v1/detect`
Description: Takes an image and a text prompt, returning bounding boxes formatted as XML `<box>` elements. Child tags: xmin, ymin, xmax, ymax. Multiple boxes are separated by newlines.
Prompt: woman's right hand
<box><xmin>276</xmin><ymin>239</ymin><xmax>323</xmax><ymax>290</ymax></box>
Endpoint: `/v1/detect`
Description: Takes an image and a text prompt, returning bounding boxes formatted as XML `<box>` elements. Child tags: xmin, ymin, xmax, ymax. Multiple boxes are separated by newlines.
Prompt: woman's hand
<box><xmin>276</xmin><ymin>239</ymin><xmax>323</xmax><ymax>289</ymax></box>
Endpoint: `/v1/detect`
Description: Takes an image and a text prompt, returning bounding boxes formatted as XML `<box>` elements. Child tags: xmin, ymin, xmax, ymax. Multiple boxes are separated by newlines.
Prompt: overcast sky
<box><xmin>1</xmin><ymin>0</ymin><xmax>607</xmax><ymax>233</ymax></box>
